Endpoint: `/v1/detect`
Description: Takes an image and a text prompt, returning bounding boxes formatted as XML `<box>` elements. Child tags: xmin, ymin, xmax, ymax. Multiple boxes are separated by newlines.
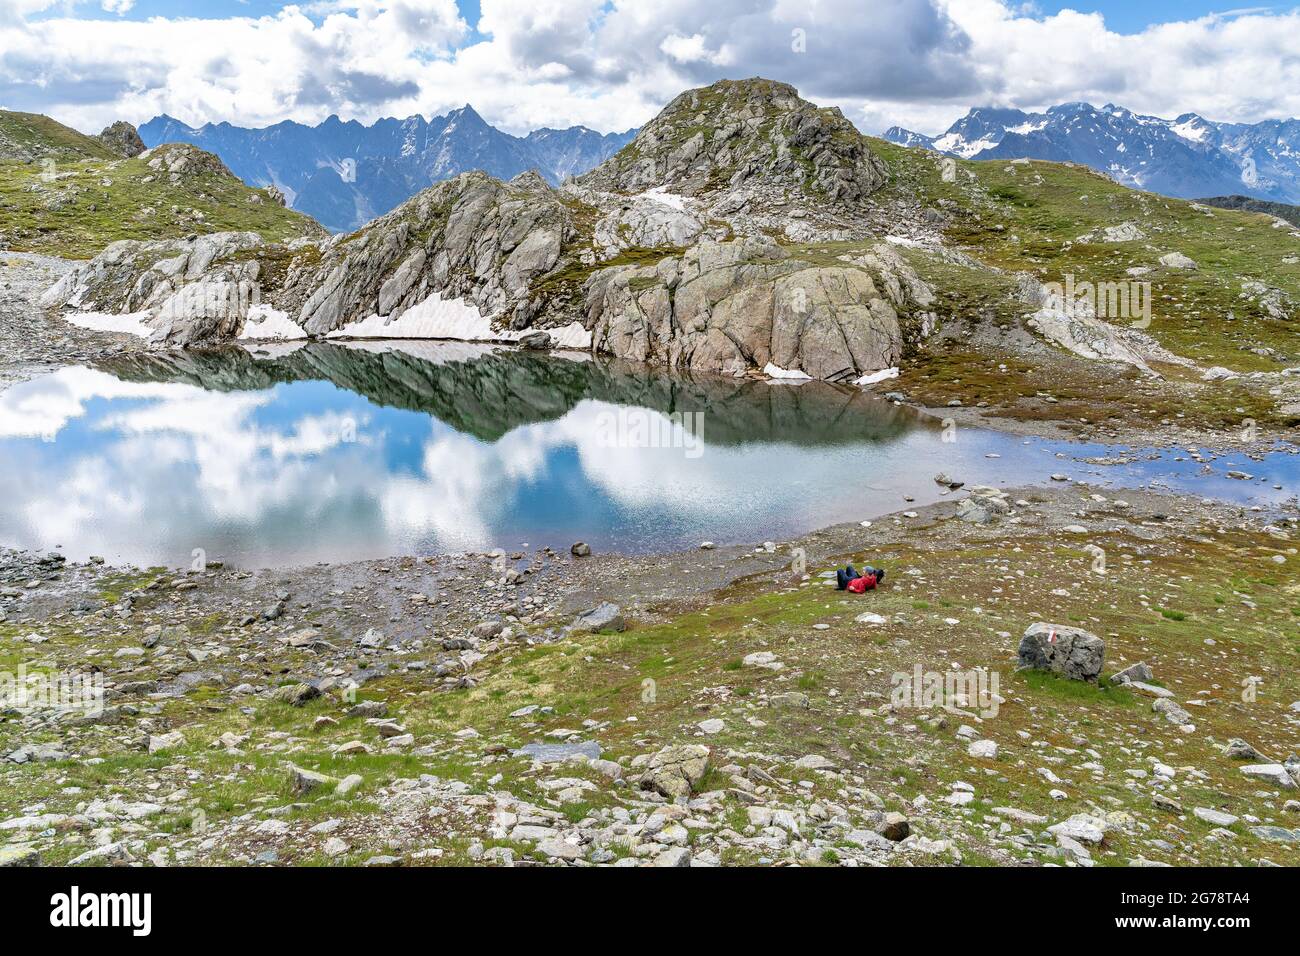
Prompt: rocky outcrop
<box><xmin>1016</xmin><ymin>274</ymin><xmax>1191</xmax><ymax>375</ymax></box>
<box><xmin>579</xmin><ymin>78</ymin><xmax>887</xmax><ymax>239</ymax></box>
<box><xmin>279</xmin><ymin>170</ymin><xmax>570</xmax><ymax>335</ymax></box>
<box><xmin>97</xmin><ymin>121</ymin><xmax>146</xmax><ymax>158</ymax></box>
<box><xmin>39</xmin><ymin>232</ymin><xmax>274</xmax><ymax>346</ymax></box>
<box><xmin>141</xmin><ymin>143</ymin><xmax>237</xmax><ymax>183</ymax></box>
<box><xmin>585</xmin><ymin>237</ymin><xmax>932</xmax><ymax>379</ymax></box>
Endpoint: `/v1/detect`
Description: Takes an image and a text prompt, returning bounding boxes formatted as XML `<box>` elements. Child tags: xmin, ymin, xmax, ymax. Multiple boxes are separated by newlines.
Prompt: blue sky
<box><xmin>7</xmin><ymin>1</ymin><xmax>1300</xmax><ymax>135</ymax></box>
<box><xmin>1034</xmin><ymin>1</ymin><xmax>1282</xmax><ymax>32</ymax></box>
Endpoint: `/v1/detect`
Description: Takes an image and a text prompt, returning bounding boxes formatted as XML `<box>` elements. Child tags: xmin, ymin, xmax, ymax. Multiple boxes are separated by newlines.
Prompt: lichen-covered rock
<box><xmin>1018</xmin><ymin>622</ymin><xmax>1105</xmax><ymax>681</ymax></box>
<box><xmin>639</xmin><ymin>744</ymin><xmax>711</xmax><ymax>800</ymax></box>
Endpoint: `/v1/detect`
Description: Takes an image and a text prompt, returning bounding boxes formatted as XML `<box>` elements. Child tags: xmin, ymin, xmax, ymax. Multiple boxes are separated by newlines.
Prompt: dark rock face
<box><xmin>579</xmin><ymin>78</ymin><xmax>887</xmax><ymax>213</ymax></box>
<box><xmin>97</xmin><ymin>121</ymin><xmax>146</xmax><ymax>158</ymax></box>
<box><xmin>1018</xmin><ymin>622</ymin><xmax>1105</xmax><ymax>682</ymax></box>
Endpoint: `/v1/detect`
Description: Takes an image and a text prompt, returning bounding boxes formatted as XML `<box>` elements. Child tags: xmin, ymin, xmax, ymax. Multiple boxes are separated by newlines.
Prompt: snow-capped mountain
<box><xmin>884</xmin><ymin>103</ymin><xmax>1300</xmax><ymax>204</ymax></box>
<box><xmin>139</xmin><ymin>108</ymin><xmax>636</xmax><ymax>232</ymax></box>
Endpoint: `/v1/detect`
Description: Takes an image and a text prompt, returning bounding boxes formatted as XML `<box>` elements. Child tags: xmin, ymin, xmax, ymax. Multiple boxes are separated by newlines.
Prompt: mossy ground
<box><xmin>0</xmin><ymin>152</ymin><xmax>323</xmax><ymax>259</ymax></box>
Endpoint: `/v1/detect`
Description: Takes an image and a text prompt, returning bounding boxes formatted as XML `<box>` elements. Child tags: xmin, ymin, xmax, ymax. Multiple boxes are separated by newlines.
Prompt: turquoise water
<box><xmin>0</xmin><ymin>341</ymin><xmax>1292</xmax><ymax>567</ymax></box>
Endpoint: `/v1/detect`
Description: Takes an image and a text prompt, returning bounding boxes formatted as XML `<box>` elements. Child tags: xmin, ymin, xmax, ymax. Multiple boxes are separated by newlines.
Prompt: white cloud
<box><xmin>1</xmin><ymin>1</ymin><xmax>1298</xmax><ymax>137</ymax></box>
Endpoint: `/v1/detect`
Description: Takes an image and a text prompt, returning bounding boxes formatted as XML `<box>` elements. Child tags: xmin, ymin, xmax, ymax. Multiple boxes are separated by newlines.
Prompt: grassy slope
<box><xmin>0</xmin><ymin>111</ymin><xmax>117</xmax><ymax>162</ymax></box>
<box><xmin>855</xmin><ymin>140</ymin><xmax>1300</xmax><ymax>434</ymax></box>
<box><xmin>0</xmin><ymin>111</ymin><xmax>324</xmax><ymax>260</ymax></box>
<box><xmin>870</xmin><ymin>138</ymin><xmax>1300</xmax><ymax>372</ymax></box>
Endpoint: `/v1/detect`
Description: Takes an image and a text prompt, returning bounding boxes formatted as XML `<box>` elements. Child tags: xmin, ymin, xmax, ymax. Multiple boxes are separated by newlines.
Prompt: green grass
<box><xmin>869</xmin><ymin>137</ymin><xmax>1300</xmax><ymax>375</ymax></box>
<box><xmin>0</xmin><ymin>110</ymin><xmax>116</xmax><ymax>162</ymax></box>
<box><xmin>0</xmin><ymin>144</ymin><xmax>324</xmax><ymax>258</ymax></box>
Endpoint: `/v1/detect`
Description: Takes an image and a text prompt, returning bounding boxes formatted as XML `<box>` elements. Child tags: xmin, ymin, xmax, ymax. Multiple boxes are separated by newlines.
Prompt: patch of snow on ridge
<box><xmin>1006</xmin><ymin>121</ymin><xmax>1046</xmax><ymax>136</ymax></box>
<box><xmin>63</xmin><ymin>310</ymin><xmax>153</xmax><ymax>339</ymax></box>
<box><xmin>1170</xmin><ymin>119</ymin><xmax>1207</xmax><ymax>143</ymax></box>
<box><xmin>240</xmin><ymin>305</ymin><xmax>307</xmax><ymax>341</ymax></box>
<box><xmin>932</xmin><ymin>133</ymin><xmax>998</xmax><ymax>158</ymax></box>
<box><xmin>635</xmin><ymin>186</ymin><xmax>689</xmax><ymax>211</ymax></box>
<box><xmin>327</xmin><ymin>292</ymin><xmax>592</xmax><ymax>350</ymax></box>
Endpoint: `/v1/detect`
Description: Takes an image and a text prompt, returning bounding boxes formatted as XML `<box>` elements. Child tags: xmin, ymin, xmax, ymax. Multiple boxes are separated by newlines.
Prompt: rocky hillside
<box><xmin>0</xmin><ymin>110</ymin><xmax>325</xmax><ymax>259</ymax></box>
<box><xmin>44</xmin><ymin>79</ymin><xmax>938</xmax><ymax>380</ymax></box>
<box><xmin>1200</xmin><ymin>195</ymin><xmax>1300</xmax><ymax>228</ymax></box>
<box><xmin>36</xmin><ymin>78</ymin><xmax>1300</xmax><ymax>436</ymax></box>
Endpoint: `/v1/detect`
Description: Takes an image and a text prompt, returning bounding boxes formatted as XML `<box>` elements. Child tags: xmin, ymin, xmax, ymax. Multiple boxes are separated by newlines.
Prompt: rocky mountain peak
<box><xmin>97</xmin><ymin>120</ymin><xmax>146</xmax><ymax>158</ymax></box>
<box><xmin>578</xmin><ymin>77</ymin><xmax>887</xmax><ymax>210</ymax></box>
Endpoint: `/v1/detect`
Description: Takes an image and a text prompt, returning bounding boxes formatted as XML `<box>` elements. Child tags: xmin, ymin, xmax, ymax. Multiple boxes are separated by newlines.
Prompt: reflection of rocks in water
<box><xmin>98</xmin><ymin>342</ymin><xmax>919</xmax><ymax>446</ymax></box>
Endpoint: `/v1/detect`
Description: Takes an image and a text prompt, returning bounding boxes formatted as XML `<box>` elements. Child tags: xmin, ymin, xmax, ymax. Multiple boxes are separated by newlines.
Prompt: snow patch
<box><xmin>63</xmin><ymin>310</ymin><xmax>153</xmax><ymax>339</ymax></box>
<box><xmin>327</xmin><ymin>292</ymin><xmax>592</xmax><ymax>351</ymax></box>
<box><xmin>634</xmin><ymin>186</ymin><xmax>690</xmax><ymax>211</ymax></box>
<box><xmin>854</xmin><ymin>367</ymin><xmax>900</xmax><ymax>386</ymax></box>
<box><xmin>240</xmin><ymin>305</ymin><xmax>307</xmax><ymax>341</ymax></box>
<box><xmin>545</xmin><ymin>322</ymin><xmax>593</xmax><ymax>350</ymax></box>
<box><xmin>1170</xmin><ymin>120</ymin><xmax>1207</xmax><ymax>143</ymax></box>
<box><xmin>328</xmin><ymin>294</ymin><xmax>503</xmax><ymax>342</ymax></box>
<box><xmin>932</xmin><ymin>133</ymin><xmax>999</xmax><ymax>159</ymax></box>
<box><xmin>762</xmin><ymin>363</ymin><xmax>811</xmax><ymax>381</ymax></box>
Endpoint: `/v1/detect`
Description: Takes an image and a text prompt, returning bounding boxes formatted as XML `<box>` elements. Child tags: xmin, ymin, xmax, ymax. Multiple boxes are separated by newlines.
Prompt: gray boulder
<box><xmin>639</xmin><ymin>744</ymin><xmax>710</xmax><ymax>800</ymax></box>
<box><xmin>570</xmin><ymin>602</ymin><xmax>625</xmax><ymax>634</ymax></box>
<box><xmin>1017</xmin><ymin>622</ymin><xmax>1105</xmax><ymax>681</ymax></box>
<box><xmin>1112</xmin><ymin>661</ymin><xmax>1153</xmax><ymax>684</ymax></box>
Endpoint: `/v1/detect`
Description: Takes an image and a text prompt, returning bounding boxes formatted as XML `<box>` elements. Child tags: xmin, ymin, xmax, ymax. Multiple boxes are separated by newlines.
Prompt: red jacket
<box><xmin>847</xmin><ymin>573</ymin><xmax>877</xmax><ymax>594</ymax></box>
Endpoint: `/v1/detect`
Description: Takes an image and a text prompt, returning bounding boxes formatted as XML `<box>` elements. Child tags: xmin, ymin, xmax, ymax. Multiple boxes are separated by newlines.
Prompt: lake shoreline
<box><xmin>2</xmin><ymin>253</ymin><xmax>1290</xmax><ymax>455</ymax></box>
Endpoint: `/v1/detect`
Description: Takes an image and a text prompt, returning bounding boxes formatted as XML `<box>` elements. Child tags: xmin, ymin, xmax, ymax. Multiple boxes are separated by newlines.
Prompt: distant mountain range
<box><xmin>140</xmin><ymin>108</ymin><xmax>636</xmax><ymax>232</ymax></box>
<box><xmin>884</xmin><ymin>102</ymin><xmax>1300</xmax><ymax>205</ymax></box>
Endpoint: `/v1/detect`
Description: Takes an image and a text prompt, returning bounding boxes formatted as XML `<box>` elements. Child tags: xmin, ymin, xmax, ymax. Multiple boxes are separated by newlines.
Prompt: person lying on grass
<box><xmin>835</xmin><ymin>564</ymin><xmax>885</xmax><ymax>593</ymax></box>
